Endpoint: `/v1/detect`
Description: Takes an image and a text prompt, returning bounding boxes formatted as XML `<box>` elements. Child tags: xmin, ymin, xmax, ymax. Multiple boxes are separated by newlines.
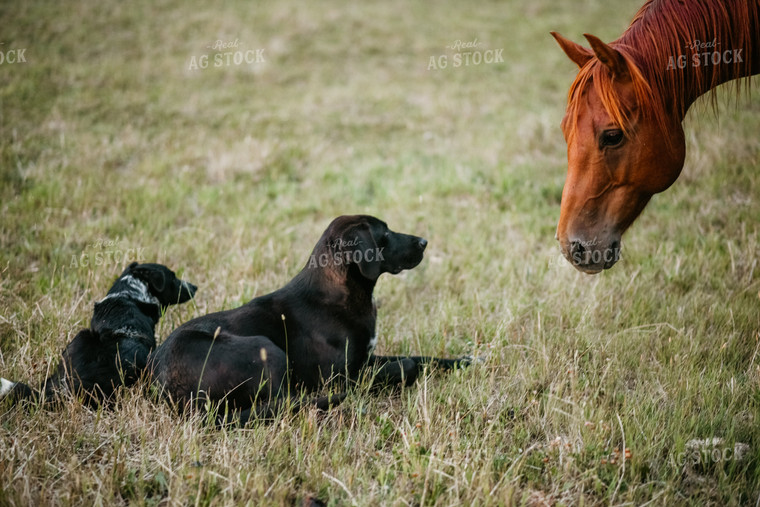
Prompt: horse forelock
<box><xmin>564</xmin><ymin>48</ymin><xmax>658</xmax><ymax>140</ymax></box>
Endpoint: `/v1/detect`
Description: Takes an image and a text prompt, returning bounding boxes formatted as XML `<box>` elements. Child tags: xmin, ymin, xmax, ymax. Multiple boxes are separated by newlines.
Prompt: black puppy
<box><xmin>0</xmin><ymin>262</ymin><xmax>197</xmax><ymax>407</ymax></box>
<box><xmin>149</xmin><ymin>215</ymin><xmax>469</xmax><ymax>424</ymax></box>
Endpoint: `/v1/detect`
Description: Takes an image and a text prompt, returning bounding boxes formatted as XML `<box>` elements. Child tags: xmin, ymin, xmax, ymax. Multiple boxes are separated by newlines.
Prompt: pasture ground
<box><xmin>1</xmin><ymin>0</ymin><xmax>759</xmax><ymax>504</ymax></box>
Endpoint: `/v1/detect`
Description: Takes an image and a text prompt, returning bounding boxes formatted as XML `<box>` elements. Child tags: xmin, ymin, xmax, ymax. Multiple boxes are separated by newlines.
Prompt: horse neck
<box><xmin>621</xmin><ymin>0</ymin><xmax>760</xmax><ymax>121</ymax></box>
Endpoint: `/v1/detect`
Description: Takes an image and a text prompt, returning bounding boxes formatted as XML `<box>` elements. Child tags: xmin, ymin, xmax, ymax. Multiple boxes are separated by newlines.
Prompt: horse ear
<box><xmin>583</xmin><ymin>33</ymin><xmax>628</xmax><ymax>78</ymax></box>
<box><xmin>551</xmin><ymin>31</ymin><xmax>593</xmax><ymax>68</ymax></box>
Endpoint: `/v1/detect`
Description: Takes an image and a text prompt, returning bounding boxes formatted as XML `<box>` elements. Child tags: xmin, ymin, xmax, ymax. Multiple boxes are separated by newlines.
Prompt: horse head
<box><xmin>551</xmin><ymin>32</ymin><xmax>686</xmax><ymax>273</ymax></box>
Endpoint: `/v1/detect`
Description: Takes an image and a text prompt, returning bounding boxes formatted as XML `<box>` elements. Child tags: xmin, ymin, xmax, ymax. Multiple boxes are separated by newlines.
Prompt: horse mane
<box><xmin>565</xmin><ymin>0</ymin><xmax>758</xmax><ymax>140</ymax></box>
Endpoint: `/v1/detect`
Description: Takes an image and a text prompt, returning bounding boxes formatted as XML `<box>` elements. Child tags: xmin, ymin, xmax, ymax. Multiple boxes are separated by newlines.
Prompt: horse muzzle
<box><xmin>561</xmin><ymin>234</ymin><xmax>622</xmax><ymax>274</ymax></box>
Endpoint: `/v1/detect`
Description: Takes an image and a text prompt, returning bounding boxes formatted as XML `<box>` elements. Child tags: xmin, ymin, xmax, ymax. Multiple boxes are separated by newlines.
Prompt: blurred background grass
<box><xmin>0</xmin><ymin>0</ymin><xmax>759</xmax><ymax>504</ymax></box>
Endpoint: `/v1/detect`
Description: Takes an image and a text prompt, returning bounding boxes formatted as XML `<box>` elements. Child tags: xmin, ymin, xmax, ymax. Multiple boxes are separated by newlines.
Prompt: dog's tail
<box><xmin>0</xmin><ymin>377</ymin><xmax>34</xmax><ymax>404</ymax></box>
<box><xmin>0</xmin><ymin>375</ymin><xmax>65</xmax><ymax>407</ymax></box>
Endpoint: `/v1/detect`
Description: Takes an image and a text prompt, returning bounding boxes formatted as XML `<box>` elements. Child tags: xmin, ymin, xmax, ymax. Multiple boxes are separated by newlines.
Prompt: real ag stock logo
<box><xmin>427</xmin><ymin>38</ymin><xmax>504</xmax><ymax>71</ymax></box>
<box><xmin>188</xmin><ymin>39</ymin><xmax>265</xmax><ymax>71</ymax></box>
<box><xmin>307</xmin><ymin>236</ymin><xmax>385</xmax><ymax>269</ymax></box>
<box><xmin>666</xmin><ymin>38</ymin><xmax>743</xmax><ymax>70</ymax></box>
<box><xmin>69</xmin><ymin>238</ymin><xmax>146</xmax><ymax>270</ymax></box>
<box><xmin>0</xmin><ymin>42</ymin><xmax>27</xmax><ymax>65</ymax></box>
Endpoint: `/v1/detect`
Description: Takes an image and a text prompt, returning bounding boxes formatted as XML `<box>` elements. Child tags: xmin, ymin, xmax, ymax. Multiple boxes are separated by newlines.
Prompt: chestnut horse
<box><xmin>552</xmin><ymin>0</ymin><xmax>759</xmax><ymax>273</ymax></box>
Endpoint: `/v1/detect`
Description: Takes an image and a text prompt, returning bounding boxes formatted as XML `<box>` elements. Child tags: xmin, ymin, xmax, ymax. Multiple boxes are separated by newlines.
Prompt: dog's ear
<box><xmin>119</xmin><ymin>261</ymin><xmax>139</xmax><ymax>278</ymax></box>
<box><xmin>355</xmin><ymin>224</ymin><xmax>382</xmax><ymax>280</ymax></box>
<box><xmin>132</xmin><ymin>265</ymin><xmax>167</xmax><ymax>294</ymax></box>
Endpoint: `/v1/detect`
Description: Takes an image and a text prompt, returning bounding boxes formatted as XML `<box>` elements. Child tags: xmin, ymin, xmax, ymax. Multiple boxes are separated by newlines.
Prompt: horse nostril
<box><xmin>418</xmin><ymin>238</ymin><xmax>428</xmax><ymax>249</ymax></box>
<box><xmin>607</xmin><ymin>239</ymin><xmax>622</xmax><ymax>266</ymax></box>
<box><xmin>569</xmin><ymin>240</ymin><xmax>585</xmax><ymax>265</ymax></box>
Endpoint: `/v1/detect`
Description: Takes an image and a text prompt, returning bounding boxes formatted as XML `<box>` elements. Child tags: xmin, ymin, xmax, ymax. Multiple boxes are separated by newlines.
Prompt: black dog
<box><xmin>149</xmin><ymin>215</ymin><xmax>469</xmax><ymax>424</ymax></box>
<box><xmin>0</xmin><ymin>262</ymin><xmax>197</xmax><ymax>407</ymax></box>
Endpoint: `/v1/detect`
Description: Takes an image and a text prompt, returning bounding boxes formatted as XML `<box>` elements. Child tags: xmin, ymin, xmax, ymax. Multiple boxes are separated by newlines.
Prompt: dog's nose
<box><xmin>418</xmin><ymin>238</ymin><xmax>428</xmax><ymax>250</ymax></box>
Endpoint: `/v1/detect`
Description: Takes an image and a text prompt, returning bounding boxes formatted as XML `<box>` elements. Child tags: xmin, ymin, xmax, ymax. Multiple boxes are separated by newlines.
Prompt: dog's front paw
<box><xmin>435</xmin><ymin>356</ymin><xmax>477</xmax><ymax>370</ymax></box>
<box><xmin>454</xmin><ymin>355</ymin><xmax>486</xmax><ymax>368</ymax></box>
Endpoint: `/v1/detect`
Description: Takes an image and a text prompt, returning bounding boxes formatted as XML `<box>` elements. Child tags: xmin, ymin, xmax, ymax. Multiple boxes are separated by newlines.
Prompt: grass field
<box><xmin>1</xmin><ymin>0</ymin><xmax>759</xmax><ymax>505</ymax></box>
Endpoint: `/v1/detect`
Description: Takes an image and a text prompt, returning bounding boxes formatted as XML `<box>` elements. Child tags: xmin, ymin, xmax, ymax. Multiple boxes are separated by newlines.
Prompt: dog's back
<box><xmin>149</xmin><ymin>215</ymin><xmax>431</xmax><ymax>424</ymax></box>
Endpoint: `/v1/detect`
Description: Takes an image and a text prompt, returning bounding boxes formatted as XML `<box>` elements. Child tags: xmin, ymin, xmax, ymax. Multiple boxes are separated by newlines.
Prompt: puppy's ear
<box><xmin>132</xmin><ymin>265</ymin><xmax>167</xmax><ymax>293</ymax></box>
<box><xmin>355</xmin><ymin>224</ymin><xmax>382</xmax><ymax>280</ymax></box>
<box><xmin>119</xmin><ymin>261</ymin><xmax>139</xmax><ymax>278</ymax></box>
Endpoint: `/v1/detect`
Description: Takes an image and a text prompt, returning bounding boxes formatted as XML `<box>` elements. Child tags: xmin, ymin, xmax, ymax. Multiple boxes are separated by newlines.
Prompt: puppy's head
<box><xmin>123</xmin><ymin>262</ymin><xmax>198</xmax><ymax>307</ymax></box>
<box><xmin>312</xmin><ymin>215</ymin><xmax>427</xmax><ymax>281</ymax></box>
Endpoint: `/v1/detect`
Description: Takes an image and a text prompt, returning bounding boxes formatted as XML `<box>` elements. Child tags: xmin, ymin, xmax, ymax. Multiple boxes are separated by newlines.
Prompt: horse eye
<box><xmin>600</xmin><ymin>129</ymin><xmax>625</xmax><ymax>148</ymax></box>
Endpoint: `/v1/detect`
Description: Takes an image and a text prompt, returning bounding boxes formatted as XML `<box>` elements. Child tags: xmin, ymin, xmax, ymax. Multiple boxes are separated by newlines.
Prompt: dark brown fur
<box><xmin>148</xmin><ymin>215</ymin><xmax>469</xmax><ymax>425</ymax></box>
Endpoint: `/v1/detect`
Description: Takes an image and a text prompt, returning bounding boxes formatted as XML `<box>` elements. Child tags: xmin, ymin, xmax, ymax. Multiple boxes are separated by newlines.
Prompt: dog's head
<box><xmin>309</xmin><ymin>215</ymin><xmax>427</xmax><ymax>281</ymax></box>
<box><xmin>121</xmin><ymin>262</ymin><xmax>198</xmax><ymax>308</ymax></box>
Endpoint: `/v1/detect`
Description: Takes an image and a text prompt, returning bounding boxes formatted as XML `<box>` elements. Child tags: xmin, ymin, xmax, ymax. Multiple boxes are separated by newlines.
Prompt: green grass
<box><xmin>1</xmin><ymin>0</ymin><xmax>759</xmax><ymax>504</ymax></box>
